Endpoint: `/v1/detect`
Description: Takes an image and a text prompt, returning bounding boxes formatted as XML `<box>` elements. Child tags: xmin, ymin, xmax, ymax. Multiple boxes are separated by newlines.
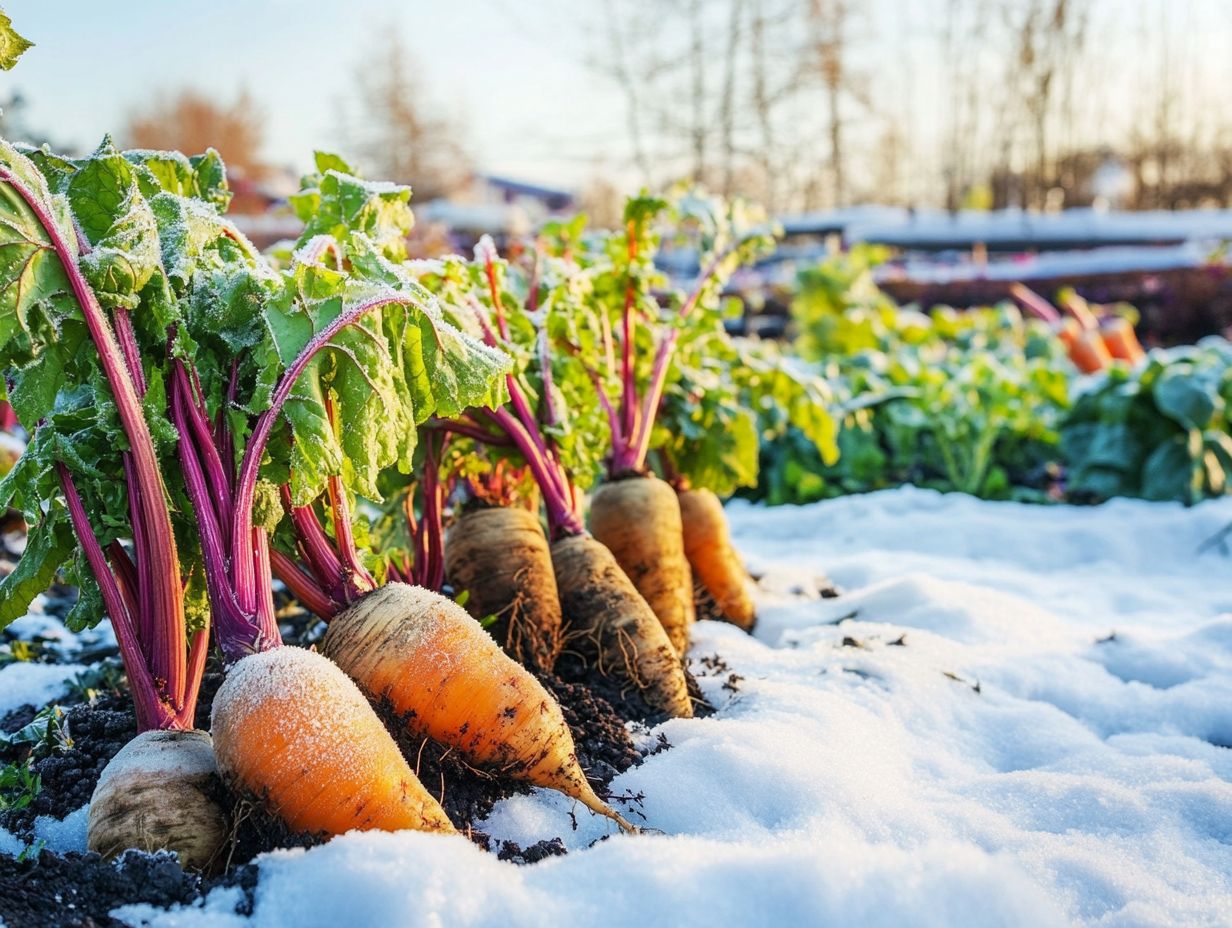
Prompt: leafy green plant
<box><xmin>1061</xmin><ymin>338</ymin><xmax>1232</xmax><ymax>503</ymax></box>
<box><xmin>771</xmin><ymin>253</ymin><xmax>1071</xmax><ymax>503</ymax></box>
<box><xmin>0</xmin><ymin>760</ymin><xmax>40</xmax><ymax>812</ymax></box>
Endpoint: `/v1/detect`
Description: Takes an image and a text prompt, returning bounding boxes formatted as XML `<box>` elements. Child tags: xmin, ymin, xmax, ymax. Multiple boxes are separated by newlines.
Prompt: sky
<box><xmin>0</xmin><ymin>0</ymin><xmax>632</xmax><ymax>189</ymax></box>
<box><xmin>5</xmin><ymin>1</ymin><xmax>1232</xmax><ymax>207</ymax></box>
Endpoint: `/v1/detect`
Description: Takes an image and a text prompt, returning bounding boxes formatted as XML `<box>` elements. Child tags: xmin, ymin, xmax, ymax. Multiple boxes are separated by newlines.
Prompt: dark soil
<box><xmin>1</xmin><ymin>696</ymin><xmax>135</xmax><ymax>838</ymax></box>
<box><xmin>496</xmin><ymin>837</ymin><xmax>567</xmax><ymax>864</ymax></box>
<box><xmin>383</xmin><ymin>707</ymin><xmax>533</xmax><ymax>837</ymax></box>
<box><xmin>0</xmin><ymin>849</ymin><xmax>216</xmax><ymax>928</ymax></box>
<box><xmin>553</xmin><ymin>648</ymin><xmax>713</xmax><ymax>723</ymax></box>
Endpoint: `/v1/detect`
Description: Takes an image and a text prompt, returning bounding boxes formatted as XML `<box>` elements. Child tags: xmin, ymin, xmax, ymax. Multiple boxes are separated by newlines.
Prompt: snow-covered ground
<box><xmin>9</xmin><ymin>488</ymin><xmax>1232</xmax><ymax>927</ymax></box>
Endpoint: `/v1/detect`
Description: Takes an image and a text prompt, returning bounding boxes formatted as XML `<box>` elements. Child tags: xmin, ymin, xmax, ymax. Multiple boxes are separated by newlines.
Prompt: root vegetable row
<box><xmin>0</xmin><ymin>137</ymin><xmax>774</xmax><ymax>872</ymax></box>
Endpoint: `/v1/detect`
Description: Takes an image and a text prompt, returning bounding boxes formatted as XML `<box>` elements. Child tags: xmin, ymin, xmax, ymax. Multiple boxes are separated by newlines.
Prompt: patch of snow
<box><xmin>32</xmin><ymin>804</ymin><xmax>88</xmax><ymax>854</ymax></box>
<box><xmin>124</xmin><ymin>488</ymin><xmax>1232</xmax><ymax>926</ymax></box>
<box><xmin>0</xmin><ymin>825</ymin><xmax>24</xmax><ymax>857</ymax></box>
<box><xmin>0</xmin><ymin>661</ymin><xmax>86</xmax><ymax>717</ymax></box>
<box><xmin>4</xmin><ymin>594</ymin><xmax>117</xmax><ymax>659</ymax></box>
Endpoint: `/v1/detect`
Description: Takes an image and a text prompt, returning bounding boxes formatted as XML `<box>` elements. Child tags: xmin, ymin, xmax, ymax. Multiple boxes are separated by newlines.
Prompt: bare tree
<box><xmin>806</xmin><ymin>0</ymin><xmax>850</xmax><ymax>206</ymax></box>
<box><xmin>126</xmin><ymin>89</ymin><xmax>268</xmax><ymax>178</ymax></box>
<box><xmin>345</xmin><ymin>30</ymin><xmax>472</xmax><ymax>200</ymax></box>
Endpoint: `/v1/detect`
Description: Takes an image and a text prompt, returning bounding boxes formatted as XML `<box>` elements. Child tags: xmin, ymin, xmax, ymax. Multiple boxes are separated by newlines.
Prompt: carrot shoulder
<box><xmin>211</xmin><ymin>645</ymin><xmax>455</xmax><ymax>837</ymax></box>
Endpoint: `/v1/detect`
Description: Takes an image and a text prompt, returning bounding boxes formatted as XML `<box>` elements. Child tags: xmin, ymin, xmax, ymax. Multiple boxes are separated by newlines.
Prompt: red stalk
<box><xmin>59</xmin><ymin>465</ymin><xmax>174</xmax><ymax>731</ymax></box>
<box><xmin>269</xmin><ymin>547</ymin><xmax>337</xmax><ymax>619</ymax></box>
<box><xmin>619</xmin><ymin>222</ymin><xmax>639</xmax><ymax>443</ymax></box>
<box><xmin>1</xmin><ymin>164</ymin><xmax>191</xmax><ymax>732</ymax></box>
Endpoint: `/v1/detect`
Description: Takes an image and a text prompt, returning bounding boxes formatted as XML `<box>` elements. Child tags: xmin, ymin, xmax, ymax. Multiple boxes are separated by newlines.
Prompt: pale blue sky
<box><xmin>1</xmin><ymin>0</ymin><xmax>630</xmax><ymax>188</ymax></box>
<box><xmin>4</xmin><ymin>1</ymin><xmax>1231</xmax><ymax>205</ymax></box>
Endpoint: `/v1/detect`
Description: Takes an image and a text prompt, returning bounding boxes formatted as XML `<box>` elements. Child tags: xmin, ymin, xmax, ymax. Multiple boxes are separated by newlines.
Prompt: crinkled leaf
<box><xmin>0</xmin><ymin>10</ymin><xmax>32</xmax><ymax>71</ymax></box>
<box><xmin>0</xmin><ymin>505</ymin><xmax>74</xmax><ymax>630</ymax></box>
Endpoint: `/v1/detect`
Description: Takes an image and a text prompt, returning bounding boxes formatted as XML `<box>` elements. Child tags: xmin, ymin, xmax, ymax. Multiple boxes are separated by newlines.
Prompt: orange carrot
<box><xmin>1055</xmin><ymin>317</ymin><xmax>1082</xmax><ymax>351</ymax></box>
<box><xmin>678</xmin><ymin>488</ymin><xmax>756</xmax><ymax>632</ymax></box>
<box><xmin>588</xmin><ymin>474</ymin><xmax>696</xmax><ymax>655</ymax></box>
<box><xmin>1069</xmin><ymin>329</ymin><xmax>1113</xmax><ymax>374</ymax></box>
<box><xmin>321</xmin><ymin>583</ymin><xmax>639</xmax><ymax>832</ymax></box>
<box><xmin>211</xmin><ymin>646</ymin><xmax>455</xmax><ymax>837</ymax></box>
<box><xmin>1100</xmin><ymin>317</ymin><xmax>1146</xmax><ymax>364</ymax></box>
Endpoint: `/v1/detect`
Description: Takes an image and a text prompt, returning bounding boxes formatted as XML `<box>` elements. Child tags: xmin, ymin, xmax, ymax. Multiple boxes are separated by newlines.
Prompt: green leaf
<box><xmin>1153</xmin><ymin>369</ymin><xmax>1219</xmax><ymax>430</ymax></box>
<box><xmin>0</xmin><ymin>505</ymin><xmax>74</xmax><ymax>631</ymax></box>
<box><xmin>0</xmin><ymin>9</ymin><xmax>33</xmax><ymax>71</ymax></box>
<box><xmin>1140</xmin><ymin>433</ymin><xmax>1202</xmax><ymax>503</ymax></box>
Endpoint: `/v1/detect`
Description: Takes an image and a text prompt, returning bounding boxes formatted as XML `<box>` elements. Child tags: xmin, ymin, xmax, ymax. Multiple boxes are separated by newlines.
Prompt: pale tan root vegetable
<box><xmin>211</xmin><ymin>646</ymin><xmax>455</xmax><ymax>837</ymax></box>
<box><xmin>321</xmin><ymin>582</ymin><xmax>638</xmax><ymax>832</ymax></box>
<box><xmin>551</xmin><ymin>533</ymin><xmax>694</xmax><ymax>719</ymax></box>
<box><xmin>588</xmin><ymin>474</ymin><xmax>696</xmax><ymax>655</ymax></box>
<box><xmin>678</xmin><ymin>488</ymin><xmax>757</xmax><ymax>632</ymax></box>
<box><xmin>445</xmin><ymin>506</ymin><xmax>563</xmax><ymax>673</ymax></box>
<box><xmin>86</xmin><ymin>729</ymin><xmax>228</xmax><ymax>872</ymax></box>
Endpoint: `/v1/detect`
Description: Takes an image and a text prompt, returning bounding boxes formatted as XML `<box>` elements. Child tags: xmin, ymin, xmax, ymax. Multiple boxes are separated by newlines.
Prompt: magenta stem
<box><xmin>59</xmin><ymin>464</ymin><xmax>171</xmax><ymax>731</ymax></box>
<box><xmin>270</xmin><ymin>547</ymin><xmax>337</xmax><ymax>620</ymax></box>
<box><xmin>232</xmin><ymin>293</ymin><xmax>429</xmax><ymax>615</ymax></box>
<box><xmin>1</xmin><ymin>162</ymin><xmax>186</xmax><ymax>729</ymax></box>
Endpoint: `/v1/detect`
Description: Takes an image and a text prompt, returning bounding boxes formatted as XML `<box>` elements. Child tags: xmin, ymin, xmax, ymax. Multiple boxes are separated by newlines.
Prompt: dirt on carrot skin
<box><xmin>374</xmin><ymin>670</ymin><xmax>645</xmax><ymax>838</ymax></box>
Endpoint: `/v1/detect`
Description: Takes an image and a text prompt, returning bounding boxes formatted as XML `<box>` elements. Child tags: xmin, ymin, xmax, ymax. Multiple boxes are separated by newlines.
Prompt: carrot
<box><xmin>588</xmin><ymin>474</ymin><xmax>696</xmax><ymax>655</ymax></box>
<box><xmin>436</xmin><ymin>237</ymin><xmax>694</xmax><ymax>723</ymax></box>
<box><xmin>1057</xmin><ymin>288</ymin><xmax>1100</xmax><ymax>331</ymax></box>
<box><xmin>86</xmin><ymin>730</ymin><xmax>228</xmax><ymax>872</ymax></box>
<box><xmin>210</xmin><ymin>645</ymin><xmax>455</xmax><ymax>838</ymax></box>
<box><xmin>1055</xmin><ymin>317</ymin><xmax>1082</xmax><ymax>351</ymax></box>
<box><xmin>321</xmin><ymin>582</ymin><xmax>640</xmax><ymax>832</ymax></box>
<box><xmin>677</xmin><ymin>487</ymin><xmax>756</xmax><ymax>632</ymax></box>
<box><xmin>444</xmin><ymin>506</ymin><xmax>563</xmax><ymax>673</ymax></box>
<box><xmin>1069</xmin><ymin>328</ymin><xmax>1113</xmax><ymax>374</ymax></box>
<box><xmin>552</xmin><ymin>533</ymin><xmax>694</xmax><ymax>719</ymax></box>
<box><xmin>1100</xmin><ymin>317</ymin><xmax>1146</xmax><ymax>364</ymax></box>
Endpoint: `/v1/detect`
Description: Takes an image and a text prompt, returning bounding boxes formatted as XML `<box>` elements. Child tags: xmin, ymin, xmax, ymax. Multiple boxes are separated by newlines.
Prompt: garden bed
<box><xmin>3</xmin><ymin>487</ymin><xmax>1230</xmax><ymax>926</ymax></box>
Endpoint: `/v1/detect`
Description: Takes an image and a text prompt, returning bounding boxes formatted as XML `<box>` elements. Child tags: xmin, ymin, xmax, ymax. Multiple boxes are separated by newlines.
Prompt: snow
<box><xmin>0</xmin><ymin>660</ymin><xmax>86</xmax><ymax>717</ymax></box>
<box><xmin>879</xmin><ymin>242</ymin><xmax>1215</xmax><ymax>285</ymax></box>
<box><xmin>86</xmin><ymin>489</ymin><xmax>1232</xmax><ymax>925</ymax></box>
<box><xmin>845</xmin><ymin>206</ymin><xmax>1232</xmax><ymax>249</ymax></box>
<box><xmin>4</xmin><ymin>594</ymin><xmax>116</xmax><ymax>659</ymax></box>
<box><xmin>31</xmin><ymin>805</ymin><xmax>88</xmax><ymax>854</ymax></box>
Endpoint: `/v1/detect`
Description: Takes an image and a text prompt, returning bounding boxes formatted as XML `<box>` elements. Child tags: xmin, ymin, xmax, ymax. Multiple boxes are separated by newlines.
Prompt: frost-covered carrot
<box><xmin>211</xmin><ymin>646</ymin><xmax>453</xmax><ymax>835</ymax></box>
<box><xmin>677</xmin><ymin>487</ymin><xmax>756</xmax><ymax>632</ymax></box>
<box><xmin>0</xmin><ymin>139</ymin><xmax>226</xmax><ymax>869</ymax></box>
<box><xmin>172</xmin><ymin>290</ymin><xmax>458</xmax><ymax>838</ymax></box>
<box><xmin>321</xmin><ymin>583</ymin><xmax>638</xmax><ymax>832</ymax></box>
